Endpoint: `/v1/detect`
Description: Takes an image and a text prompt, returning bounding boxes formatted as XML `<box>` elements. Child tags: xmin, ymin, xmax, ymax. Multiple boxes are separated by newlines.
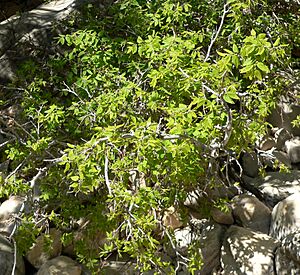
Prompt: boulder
<box><xmin>37</xmin><ymin>256</ymin><xmax>81</xmax><ymax>275</ymax></box>
<box><xmin>0</xmin><ymin>196</ymin><xmax>24</xmax><ymax>235</ymax></box>
<box><xmin>241</xmin><ymin>152</ymin><xmax>259</xmax><ymax>178</ymax></box>
<box><xmin>267</xmin><ymin>97</ymin><xmax>300</xmax><ymax>136</ymax></box>
<box><xmin>204</xmin><ymin>184</ymin><xmax>239</xmax><ymax>201</ymax></box>
<box><xmin>231</xmin><ymin>194</ymin><xmax>271</xmax><ymax>234</ymax></box>
<box><xmin>174</xmin><ymin>226</ymin><xmax>193</xmax><ymax>255</ymax></box>
<box><xmin>272</xmin><ymin>150</ymin><xmax>292</xmax><ymax>168</ymax></box>
<box><xmin>242</xmin><ymin>171</ymin><xmax>300</xmax><ymax>207</ymax></box>
<box><xmin>269</xmin><ymin>193</ymin><xmax>300</xmax><ymax>241</ymax></box>
<box><xmin>275</xmin><ymin>246</ymin><xmax>300</xmax><ymax>275</ymax></box>
<box><xmin>258</xmin><ymin>137</ymin><xmax>276</xmax><ymax>151</ymax></box>
<box><xmin>0</xmin><ymin>0</ymin><xmax>95</xmax><ymax>81</ymax></box>
<box><xmin>0</xmin><ymin>234</ymin><xmax>25</xmax><ymax>275</ymax></box>
<box><xmin>99</xmin><ymin>261</ymin><xmax>138</xmax><ymax>275</ymax></box>
<box><xmin>174</xmin><ymin>220</ymin><xmax>227</xmax><ymax>274</ymax></box>
<box><xmin>63</xmin><ymin>220</ymin><xmax>108</xmax><ymax>258</ymax></box>
<box><xmin>162</xmin><ymin>206</ymin><xmax>184</xmax><ymax>230</ymax></box>
<box><xmin>221</xmin><ymin>226</ymin><xmax>279</xmax><ymax>275</ymax></box>
<box><xmin>280</xmin><ymin>231</ymin><xmax>300</xmax><ymax>263</ymax></box>
<box><xmin>211</xmin><ymin>206</ymin><xmax>234</xmax><ymax>225</ymax></box>
<box><xmin>285</xmin><ymin>138</ymin><xmax>300</xmax><ymax>163</ymax></box>
<box><xmin>275</xmin><ymin>128</ymin><xmax>292</xmax><ymax>150</ymax></box>
<box><xmin>26</xmin><ymin>228</ymin><xmax>62</xmax><ymax>269</ymax></box>
<box><xmin>196</xmin><ymin>220</ymin><xmax>227</xmax><ymax>275</ymax></box>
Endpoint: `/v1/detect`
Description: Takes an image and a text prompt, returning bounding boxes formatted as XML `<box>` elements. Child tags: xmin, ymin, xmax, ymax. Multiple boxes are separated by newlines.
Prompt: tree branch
<box><xmin>204</xmin><ymin>3</ymin><xmax>229</xmax><ymax>62</ymax></box>
<box><xmin>104</xmin><ymin>155</ymin><xmax>112</xmax><ymax>196</ymax></box>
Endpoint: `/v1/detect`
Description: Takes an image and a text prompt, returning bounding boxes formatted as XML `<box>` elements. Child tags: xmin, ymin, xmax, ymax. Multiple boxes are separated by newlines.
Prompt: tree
<box><xmin>2</xmin><ymin>0</ymin><xmax>300</xmax><ymax>273</ymax></box>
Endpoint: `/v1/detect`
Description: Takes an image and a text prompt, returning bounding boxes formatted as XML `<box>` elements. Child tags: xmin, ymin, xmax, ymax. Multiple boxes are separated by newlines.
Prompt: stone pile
<box><xmin>169</xmin><ymin>95</ymin><xmax>300</xmax><ymax>274</ymax></box>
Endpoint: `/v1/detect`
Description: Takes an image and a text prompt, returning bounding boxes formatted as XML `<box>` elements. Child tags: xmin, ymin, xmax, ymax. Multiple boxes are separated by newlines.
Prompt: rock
<box><xmin>37</xmin><ymin>256</ymin><xmax>81</xmax><ymax>275</ymax></box>
<box><xmin>241</xmin><ymin>152</ymin><xmax>259</xmax><ymax>178</ymax></box>
<box><xmin>0</xmin><ymin>196</ymin><xmax>24</xmax><ymax>235</ymax></box>
<box><xmin>242</xmin><ymin>171</ymin><xmax>300</xmax><ymax>207</ymax></box>
<box><xmin>26</xmin><ymin>228</ymin><xmax>62</xmax><ymax>269</ymax></box>
<box><xmin>174</xmin><ymin>226</ymin><xmax>193</xmax><ymax>255</ymax></box>
<box><xmin>259</xmin><ymin>137</ymin><xmax>276</xmax><ymax>151</ymax></box>
<box><xmin>280</xmin><ymin>231</ymin><xmax>300</xmax><ymax>263</ymax></box>
<box><xmin>275</xmin><ymin>128</ymin><xmax>292</xmax><ymax>150</ymax></box>
<box><xmin>275</xmin><ymin>246</ymin><xmax>300</xmax><ymax>275</ymax></box>
<box><xmin>184</xmin><ymin>191</ymin><xmax>200</xmax><ymax>211</ymax></box>
<box><xmin>162</xmin><ymin>206</ymin><xmax>184</xmax><ymax>230</ymax></box>
<box><xmin>205</xmin><ymin>184</ymin><xmax>240</xmax><ymax>201</ymax></box>
<box><xmin>231</xmin><ymin>194</ymin><xmax>271</xmax><ymax>234</ymax></box>
<box><xmin>269</xmin><ymin>193</ymin><xmax>300</xmax><ymax>241</ymax></box>
<box><xmin>0</xmin><ymin>0</ymin><xmax>95</xmax><ymax>81</ymax></box>
<box><xmin>285</xmin><ymin>138</ymin><xmax>300</xmax><ymax>163</ymax></box>
<box><xmin>99</xmin><ymin>261</ymin><xmax>137</xmax><ymax>275</ymax></box>
<box><xmin>0</xmin><ymin>234</ymin><xmax>25</xmax><ymax>275</ymax></box>
<box><xmin>173</xmin><ymin>220</ymin><xmax>227</xmax><ymax>274</ymax></box>
<box><xmin>196</xmin><ymin>220</ymin><xmax>227</xmax><ymax>275</ymax></box>
<box><xmin>185</xmin><ymin>184</ymin><xmax>239</xmax><ymax>211</ymax></box>
<box><xmin>273</xmin><ymin>150</ymin><xmax>292</xmax><ymax>168</ymax></box>
<box><xmin>267</xmin><ymin>96</ymin><xmax>300</xmax><ymax>136</ymax></box>
<box><xmin>261</xmin><ymin>149</ymin><xmax>292</xmax><ymax>169</ymax></box>
<box><xmin>63</xmin><ymin>228</ymin><xmax>107</xmax><ymax>258</ymax></box>
<box><xmin>211</xmin><ymin>207</ymin><xmax>234</xmax><ymax>225</ymax></box>
<box><xmin>221</xmin><ymin>225</ymin><xmax>279</xmax><ymax>275</ymax></box>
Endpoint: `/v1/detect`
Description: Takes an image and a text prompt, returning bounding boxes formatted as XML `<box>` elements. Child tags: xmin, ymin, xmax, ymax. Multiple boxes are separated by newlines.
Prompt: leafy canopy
<box><xmin>2</xmin><ymin>0</ymin><xmax>299</xmax><ymax>273</ymax></box>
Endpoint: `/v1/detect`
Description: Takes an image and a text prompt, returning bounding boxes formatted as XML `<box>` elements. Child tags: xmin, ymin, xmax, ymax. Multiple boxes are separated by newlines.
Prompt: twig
<box><xmin>11</xmin><ymin>238</ymin><xmax>17</xmax><ymax>275</ymax></box>
<box><xmin>29</xmin><ymin>167</ymin><xmax>47</xmax><ymax>189</ymax></box>
<box><xmin>63</xmin><ymin>82</ymin><xmax>83</xmax><ymax>103</ymax></box>
<box><xmin>220</xmin><ymin>93</ymin><xmax>233</xmax><ymax>148</ymax></box>
<box><xmin>43</xmin><ymin>157</ymin><xmax>63</xmax><ymax>163</ymax></box>
<box><xmin>204</xmin><ymin>3</ymin><xmax>229</xmax><ymax>62</ymax></box>
<box><xmin>6</xmin><ymin>160</ymin><xmax>26</xmax><ymax>180</ymax></box>
<box><xmin>0</xmin><ymin>138</ymin><xmax>15</xmax><ymax>149</ymax></box>
<box><xmin>202</xmin><ymin>83</ymin><xmax>219</xmax><ymax>97</ymax></box>
<box><xmin>104</xmin><ymin>155</ymin><xmax>112</xmax><ymax>196</ymax></box>
<box><xmin>0</xmin><ymin>114</ymin><xmax>36</xmax><ymax>141</ymax></box>
<box><xmin>0</xmin><ymin>129</ymin><xmax>17</xmax><ymax>139</ymax></box>
<box><xmin>9</xmin><ymin>201</ymin><xmax>25</xmax><ymax>241</ymax></box>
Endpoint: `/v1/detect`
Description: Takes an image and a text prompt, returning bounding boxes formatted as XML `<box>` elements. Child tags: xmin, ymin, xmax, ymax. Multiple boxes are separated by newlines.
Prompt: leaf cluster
<box><xmin>3</xmin><ymin>0</ymin><xmax>300</xmax><ymax>273</ymax></box>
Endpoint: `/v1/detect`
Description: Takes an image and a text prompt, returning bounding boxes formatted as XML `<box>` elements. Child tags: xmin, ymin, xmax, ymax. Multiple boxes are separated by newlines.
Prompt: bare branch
<box><xmin>29</xmin><ymin>167</ymin><xmax>47</xmax><ymax>189</ymax></box>
<box><xmin>6</xmin><ymin>160</ymin><xmax>26</xmax><ymax>180</ymax></box>
<box><xmin>204</xmin><ymin>3</ymin><xmax>229</xmax><ymax>62</ymax></box>
<box><xmin>220</xmin><ymin>94</ymin><xmax>233</xmax><ymax>148</ymax></box>
<box><xmin>10</xmin><ymin>238</ymin><xmax>17</xmax><ymax>275</ymax></box>
<box><xmin>104</xmin><ymin>155</ymin><xmax>112</xmax><ymax>196</ymax></box>
<box><xmin>0</xmin><ymin>138</ymin><xmax>15</xmax><ymax>149</ymax></box>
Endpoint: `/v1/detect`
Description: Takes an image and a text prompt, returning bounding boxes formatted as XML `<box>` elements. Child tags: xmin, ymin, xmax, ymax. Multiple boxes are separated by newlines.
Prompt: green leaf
<box><xmin>232</xmin><ymin>44</ymin><xmax>239</xmax><ymax>53</ymax></box>
<box><xmin>254</xmin><ymin>69</ymin><xmax>262</xmax><ymax>80</ymax></box>
<box><xmin>231</xmin><ymin>55</ymin><xmax>240</xmax><ymax>67</ymax></box>
<box><xmin>224</xmin><ymin>49</ymin><xmax>233</xmax><ymax>54</ymax></box>
<box><xmin>274</xmin><ymin>37</ymin><xmax>280</xmax><ymax>47</ymax></box>
<box><xmin>223</xmin><ymin>94</ymin><xmax>235</xmax><ymax>104</ymax></box>
<box><xmin>243</xmin><ymin>58</ymin><xmax>253</xmax><ymax>66</ymax></box>
<box><xmin>256</xmin><ymin>62</ymin><xmax>269</xmax><ymax>73</ymax></box>
<box><xmin>217</xmin><ymin>51</ymin><xmax>227</xmax><ymax>57</ymax></box>
<box><xmin>240</xmin><ymin>65</ymin><xmax>253</xmax><ymax>73</ymax></box>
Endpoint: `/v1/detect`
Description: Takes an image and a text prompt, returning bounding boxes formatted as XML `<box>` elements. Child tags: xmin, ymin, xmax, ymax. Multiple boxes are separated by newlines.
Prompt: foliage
<box><xmin>2</xmin><ymin>0</ymin><xmax>300</xmax><ymax>273</ymax></box>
